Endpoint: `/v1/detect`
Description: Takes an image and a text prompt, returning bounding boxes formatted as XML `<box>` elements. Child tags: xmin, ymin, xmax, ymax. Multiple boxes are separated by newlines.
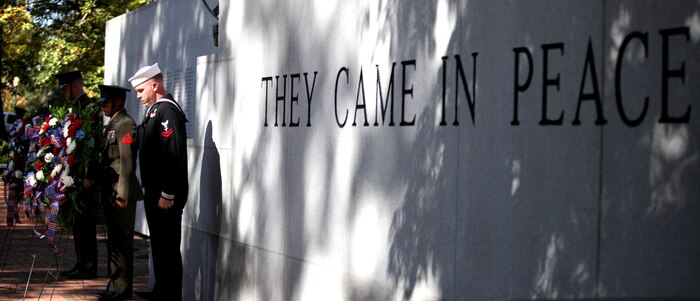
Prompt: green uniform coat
<box><xmin>101</xmin><ymin>108</ymin><xmax>143</xmax><ymax>296</ymax></box>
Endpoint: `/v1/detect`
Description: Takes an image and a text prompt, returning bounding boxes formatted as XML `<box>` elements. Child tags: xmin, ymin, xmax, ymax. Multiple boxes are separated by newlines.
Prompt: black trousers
<box><xmin>143</xmin><ymin>189</ymin><xmax>183</xmax><ymax>301</ymax></box>
<box><xmin>103</xmin><ymin>195</ymin><xmax>136</xmax><ymax>296</ymax></box>
<box><xmin>72</xmin><ymin>187</ymin><xmax>98</xmax><ymax>272</ymax></box>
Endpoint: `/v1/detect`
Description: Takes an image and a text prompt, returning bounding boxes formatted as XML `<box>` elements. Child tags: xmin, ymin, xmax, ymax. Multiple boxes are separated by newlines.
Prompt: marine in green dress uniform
<box><xmin>96</xmin><ymin>85</ymin><xmax>143</xmax><ymax>301</ymax></box>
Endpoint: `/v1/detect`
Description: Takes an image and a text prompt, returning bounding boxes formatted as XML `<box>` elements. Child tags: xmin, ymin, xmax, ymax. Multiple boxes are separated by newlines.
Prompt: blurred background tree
<box><xmin>0</xmin><ymin>0</ymin><xmax>148</xmax><ymax>138</ymax></box>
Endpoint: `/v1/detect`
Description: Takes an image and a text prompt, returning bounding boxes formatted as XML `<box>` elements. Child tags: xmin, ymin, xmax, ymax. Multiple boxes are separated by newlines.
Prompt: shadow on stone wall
<box><xmin>183</xmin><ymin>121</ymin><xmax>227</xmax><ymax>300</ymax></box>
<box><xmin>385</xmin><ymin>0</ymin><xmax>460</xmax><ymax>299</ymax></box>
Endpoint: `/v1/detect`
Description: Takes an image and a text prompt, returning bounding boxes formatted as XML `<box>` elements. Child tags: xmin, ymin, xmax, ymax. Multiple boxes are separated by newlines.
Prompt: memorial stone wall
<box><xmin>105</xmin><ymin>0</ymin><xmax>700</xmax><ymax>300</ymax></box>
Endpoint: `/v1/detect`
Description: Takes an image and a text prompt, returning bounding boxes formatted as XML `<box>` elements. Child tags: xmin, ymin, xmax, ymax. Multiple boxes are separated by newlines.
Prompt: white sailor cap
<box><xmin>128</xmin><ymin>63</ymin><xmax>161</xmax><ymax>87</ymax></box>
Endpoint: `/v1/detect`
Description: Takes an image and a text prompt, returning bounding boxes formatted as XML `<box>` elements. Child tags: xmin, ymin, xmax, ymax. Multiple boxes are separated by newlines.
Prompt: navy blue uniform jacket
<box><xmin>138</xmin><ymin>94</ymin><xmax>188</xmax><ymax>209</ymax></box>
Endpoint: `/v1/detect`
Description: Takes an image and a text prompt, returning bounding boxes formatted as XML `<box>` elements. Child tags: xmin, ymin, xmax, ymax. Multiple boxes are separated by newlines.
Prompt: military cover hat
<box><xmin>54</xmin><ymin>70</ymin><xmax>82</xmax><ymax>89</ymax></box>
<box><xmin>98</xmin><ymin>84</ymin><xmax>130</xmax><ymax>103</ymax></box>
<box><xmin>128</xmin><ymin>63</ymin><xmax>161</xmax><ymax>87</ymax></box>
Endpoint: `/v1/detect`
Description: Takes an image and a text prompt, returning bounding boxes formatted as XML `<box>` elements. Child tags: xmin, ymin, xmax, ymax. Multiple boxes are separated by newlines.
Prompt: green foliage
<box><xmin>1</xmin><ymin>5</ymin><xmax>37</xmax><ymax>96</ymax></box>
<box><xmin>0</xmin><ymin>139</ymin><xmax>9</xmax><ymax>164</ymax></box>
<box><xmin>1</xmin><ymin>0</ymin><xmax>148</xmax><ymax>106</ymax></box>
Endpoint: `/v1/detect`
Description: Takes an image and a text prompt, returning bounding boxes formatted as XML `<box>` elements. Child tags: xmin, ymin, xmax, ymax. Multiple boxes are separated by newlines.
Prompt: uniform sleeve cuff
<box><xmin>161</xmin><ymin>192</ymin><xmax>175</xmax><ymax>200</ymax></box>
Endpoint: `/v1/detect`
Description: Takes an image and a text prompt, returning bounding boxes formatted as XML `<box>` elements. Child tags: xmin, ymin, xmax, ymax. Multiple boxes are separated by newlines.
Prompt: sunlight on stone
<box><xmin>360</xmin><ymin>1</ymin><xmax>378</xmax><ymax>62</ymax></box>
<box><xmin>613</xmin><ymin>6</ymin><xmax>647</xmax><ymax>66</ymax></box>
<box><xmin>232</xmin><ymin>35</ymin><xmax>268</xmax><ymax>190</ymax></box>
<box><xmin>238</xmin><ymin>186</ymin><xmax>258</xmax><ymax>240</ymax></box>
<box><xmin>415</xmin><ymin>258</ymin><xmax>443</xmax><ymax>299</ymax></box>
<box><xmin>235</xmin><ymin>57</ymin><xmax>265</xmax><ymax>151</ymax></box>
<box><xmin>648</xmin><ymin>124</ymin><xmax>694</xmax><ymax>215</ymax></box>
<box><xmin>367</xmin><ymin>0</ymin><xmax>393</xmax><ymax>64</ymax></box>
<box><xmin>572</xmin><ymin>262</ymin><xmax>590</xmax><ymax>285</ymax></box>
<box><xmin>239</xmin><ymin>289</ymin><xmax>255</xmax><ymax>301</ymax></box>
<box><xmin>297</xmin><ymin>266</ymin><xmax>346</xmax><ymax>301</ymax></box>
<box><xmin>652</xmin><ymin>123</ymin><xmax>688</xmax><ymax>161</ymax></box>
<box><xmin>224</xmin><ymin>0</ymin><xmax>245</xmax><ymax>40</ymax></box>
<box><xmin>686</xmin><ymin>12</ymin><xmax>700</xmax><ymax>42</ymax></box>
<box><xmin>303</xmin><ymin>130</ymin><xmax>330</xmax><ymax>238</ymax></box>
<box><xmin>533</xmin><ymin>234</ymin><xmax>563</xmax><ymax>299</ymax></box>
<box><xmin>351</xmin><ymin>200</ymin><xmax>383</xmax><ymax>278</ymax></box>
<box><xmin>434</xmin><ymin>0</ymin><xmax>457</xmax><ymax>57</ymax></box>
<box><xmin>264</xmin><ymin>138</ymin><xmax>284</xmax><ymax>186</ymax></box>
<box><xmin>334</xmin><ymin>130</ymin><xmax>359</xmax><ymax>200</ymax></box>
<box><xmin>510</xmin><ymin>159</ymin><xmax>521</xmax><ymax>197</ymax></box>
<box><xmin>299</xmin><ymin>130</ymin><xmax>357</xmax><ymax>266</ymax></box>
<box><xmin>303</xmin><ymin>131</ymin><xmax>329</xmax><ymax>204</ymax></box>
<box><xmin>609</xmin><ymin>6</ymin><xmax>631</xmax><ymax>68</ymax></box>
<box><xmin>313</xmin><ymin>0</ymin><xmax>338</xmax><ymax>25</ymax></box>
<box><xmin>426</xmin><ymin>143</ymin><xmax>445</xmax><ymax>179</ymax></box>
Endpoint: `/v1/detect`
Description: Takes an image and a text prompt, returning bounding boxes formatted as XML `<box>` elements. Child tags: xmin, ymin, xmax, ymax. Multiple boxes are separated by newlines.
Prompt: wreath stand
<box><xmin>0</xmin><ymin>222</ymin><xmax>17</xmax><ymax>275</ymax></box>
<box><xmin>37</xmin><ymin>225</ymin><xmax>72</xmax><ymax>300</ymax></box>
<box><xmin>17</xmin><ymin>218</ymin><xmax>45</xmax><ymax>300</ymax></box>
<box><xmin>0</xmin><ymin>183</ymin><xmax>17</xmax><ymax>275</ymax></box>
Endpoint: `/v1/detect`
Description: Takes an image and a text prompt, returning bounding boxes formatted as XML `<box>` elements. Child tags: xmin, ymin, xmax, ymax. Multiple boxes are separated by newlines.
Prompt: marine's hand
<box><xmin>158</xmin><ymin>197</ymin><xmax>174</xmax><ymax>209</ymax></box>
<box><xmin>112</xmin><ymin>197</ymin><xmax>128</xmax><ymax>209</ymax></box>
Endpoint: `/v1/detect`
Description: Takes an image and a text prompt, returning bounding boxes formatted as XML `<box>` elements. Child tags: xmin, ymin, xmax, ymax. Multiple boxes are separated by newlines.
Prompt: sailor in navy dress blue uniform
<box><xmin>129</xmin><ymin>63</ymin><xmax>188</xmax><ymax>301</ymax></box>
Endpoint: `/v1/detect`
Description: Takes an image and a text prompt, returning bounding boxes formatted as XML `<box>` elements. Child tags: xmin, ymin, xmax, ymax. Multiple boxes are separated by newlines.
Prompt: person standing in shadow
<box><xmin>55</xmin><ymin>70</ymin><xmax>100</xmax><ymax>280</ymax></box>
<box><xmin>95</xmin><ymin>85</ymin><xmax>143</xmax><ymax>301</ymax></box>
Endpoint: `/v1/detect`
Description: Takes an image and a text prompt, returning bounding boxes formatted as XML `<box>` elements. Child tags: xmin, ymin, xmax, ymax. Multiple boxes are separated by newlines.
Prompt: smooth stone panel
<box><xmin>456</xmin><ymin>1</ymin><xmax>603</xmax><ymax>299</ymax></box>
<box><xmin>599</xmin><ymin>0</ymin><xmax>700</xmax><ymax>297</ymax></box>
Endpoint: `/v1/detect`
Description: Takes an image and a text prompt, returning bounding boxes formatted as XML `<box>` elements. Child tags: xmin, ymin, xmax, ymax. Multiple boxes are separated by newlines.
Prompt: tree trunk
<box><xmin>0</xmin><ymin>19</ymin><xmax>8</xmax><ymax>141</ymax></box>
